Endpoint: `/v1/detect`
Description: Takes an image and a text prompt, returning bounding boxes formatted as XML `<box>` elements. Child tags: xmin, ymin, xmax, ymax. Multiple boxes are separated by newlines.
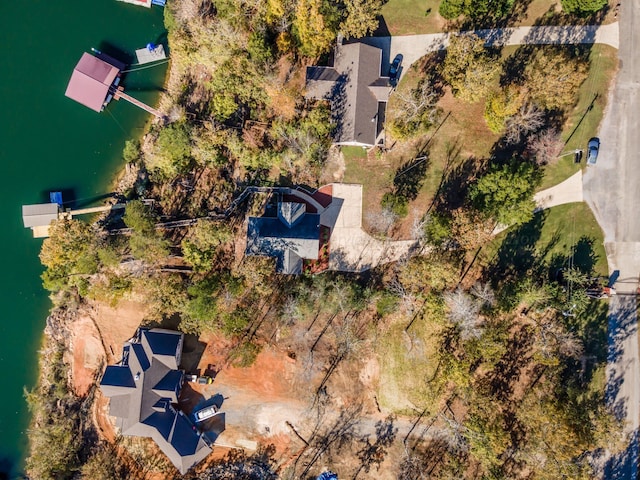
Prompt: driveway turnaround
<box><xmin>322</xmin><ymin>184</ymin><xmax>416</xmax><ymax>272</ymax></box>
<box><xmin>363</xmin><ymin>22</ymin><xmax>618</xmax><ymax>78</ymax></box>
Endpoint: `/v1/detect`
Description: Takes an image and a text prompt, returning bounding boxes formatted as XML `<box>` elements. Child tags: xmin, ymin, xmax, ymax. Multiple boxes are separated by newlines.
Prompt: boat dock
<box><xmin>135</xmin><ymin>44</ymin><xmax>166</xmax><ymax>64</ymax></box>
<box><xmin>22</xmin><ymin>202</ymin><xmax>126</xmax><ymax>238</ymax></box>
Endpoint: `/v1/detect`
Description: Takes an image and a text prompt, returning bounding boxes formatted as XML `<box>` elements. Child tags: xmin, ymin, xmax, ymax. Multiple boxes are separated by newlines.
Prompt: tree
<box><xmin>182</xmin><ymin>220</ymin><xmax>233</xmax><ymax>272</ymax></box>
<box><xmin>439</xmin><ymin>0</ymin><xmax>514</xmax><ymax>20</ymax></box>
<box><xmin>398</xmin><ymin>253</ymin><xmax>459</xmax><ymax>295</ymax></box>
<box><xmin>292</xmin><ymin>0</ymin><xmax>337</xmax><ymax>57</ymax></box>
<box><xmin>528</xmin><ymin>128</ymin><xmax>563</xmax><ymax>165</ymax></box>
<box><xmin>389</xmin><ymin>79</ymin><xmax>441</xmax><ymax>139</ymax></box>
<box><xmin>340</xmin><ymin>0</ymin><xmax>383</xmax><ymax>39</ymax></box>
<box><xmin>470</xmin><ymin>161</ymin><xmax>540</xmax><ymax>227</ymax></box>
<box><xmin>147</xmin><ymin>122</ymin><xmax>193</xmax><ymax>178</ymax></box>
<box><xmin>504</xmin><ymin>102</ymin><xmax>545</xmax><ymax>145</ymax></box>
<box><xmin>123</xmin><ymin>139</ymin><xmax>141</xmax><ymax>163</ymax></box>
<box><xmin>450</xmin><ymin>207</ymin><xmax>494</xmax><ymax>252</ymax></box>
<box><xmin>525</xmin><ymin>49</ymin><xmax>588</xmax><ymax>111</ymax></box>
<box><xmin>123</xmin><ymin>200</ymin><xmax>169</xmax><ymax>263</ymax></box>
<box><xmin>40</xmin><ymin>219</ymin><xmax>100</xmax><ymax>293</ymax></box>
<box><xmin>483</xmin><ymin>85</ymin><xmax>524</xmax><ymax>134</ymax></box>
<box><xmin>561</xmin><ymin>0</ymin><xmax>607</xmax><ymax>16</ymax></box>
<box><xmin>444</xmin><ymin>288</ymin><xmax>483</xmax><ymax>340</ymax></box>
<box><xmin>441</xmin><ymin>34</ymin><xmax>500</xmax><ymax>103</ymax></box>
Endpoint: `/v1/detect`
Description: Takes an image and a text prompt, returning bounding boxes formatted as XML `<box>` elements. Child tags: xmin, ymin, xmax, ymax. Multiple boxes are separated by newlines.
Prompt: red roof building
<box><xmin>65</xmin><ymin>53</ymin><xmax>121</xmax><ymax>112</ymax></box>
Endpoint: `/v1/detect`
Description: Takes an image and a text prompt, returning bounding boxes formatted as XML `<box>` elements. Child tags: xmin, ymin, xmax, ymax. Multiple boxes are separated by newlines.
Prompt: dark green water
<box><xmin>0</xmin><ymin>1</ymin><xmax>167</xmax><ymax>475</ymax></box>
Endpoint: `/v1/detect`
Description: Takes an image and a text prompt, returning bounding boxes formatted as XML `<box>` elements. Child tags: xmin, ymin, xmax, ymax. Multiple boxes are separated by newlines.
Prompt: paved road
<box><xmin>363</xmin><ymin>23</ymin><xmax>619</xmax><ymax>78</ymax></box>
<box><xmin>582</xmin><ymin>2</ymin><xmax>639</xmax><ymax>478</ymax></box>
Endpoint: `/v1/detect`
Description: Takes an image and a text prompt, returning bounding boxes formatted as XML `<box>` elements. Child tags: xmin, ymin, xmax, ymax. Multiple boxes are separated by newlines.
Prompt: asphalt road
<box><xmin>582</xmin><ymin>2</ymin><xmax>640</xmax><ymax>478</ymax></box>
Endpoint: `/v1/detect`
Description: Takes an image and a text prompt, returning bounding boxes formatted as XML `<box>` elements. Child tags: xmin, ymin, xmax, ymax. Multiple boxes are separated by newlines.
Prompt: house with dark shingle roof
<box><xmin>246</xmin><ymin>201</ymin><xmax>321</xmax><ymax>274</ymax></box>
<box><xmin>306</xmin><ymin>42</ymin><xmax>391</xmax><ymax>147</ymax></box>
<box><xmin>100</xmin><ymin>328</ymin><xmax>211</xmax><ymax>474</ymax></box>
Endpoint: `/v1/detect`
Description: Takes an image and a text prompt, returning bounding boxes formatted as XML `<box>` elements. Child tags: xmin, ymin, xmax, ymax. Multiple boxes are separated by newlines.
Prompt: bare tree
<box><xmin>470</xmin><ymin>282</ymin><xmax>496</xmax><ymax>308</ymax></box>
<box><xmin>504</xmin><ymin>103</ymin><xmax>545</xmax><ymax>145</ymax></box>
<box><xmin>366</xmin><ymin>208</ymin><xmax>398</xmax><ymax>236</ymax></box>
<box><xmin>387</xmin><ymin>277</ymin><xmax>417</xmax><ymax>316</ymax></box>
<box><xmin>444</xmin><ymin>288</ymin><xmax>483</xmax><ymax>340</ymax></box>
<box><xmin>528</xmin><ymin>128</ymin><xmax>563</xmax><ymax>165</ymax></box>
<box><xmin>410</xmin><ymin>212</ymin><xmax>429</xmax><ymax>242</ymax></box>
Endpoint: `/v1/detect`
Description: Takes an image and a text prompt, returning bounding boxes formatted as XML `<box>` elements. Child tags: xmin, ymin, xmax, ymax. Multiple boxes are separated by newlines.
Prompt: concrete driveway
<box><xmin>581</xmin><ymin>2</ymin><xmax>639</xmax><ymax>478</ymax></box>
<box><xmin>322</xmin><ymin>184</ymin><xmax>416</xmax><ymax>272</ymax></box>
<box><xmin>362</xmin><ymin>22</ymin><xmax>618</xmax><ymax>79</ymax></box>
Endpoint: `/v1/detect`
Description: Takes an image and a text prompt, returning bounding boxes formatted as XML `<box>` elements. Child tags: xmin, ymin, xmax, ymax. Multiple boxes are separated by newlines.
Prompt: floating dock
<box><xmin>22</xmin><ymin>202</ymin><xmax>126</xmax><ymax>238</ymax></box>
<box><xmin>135</xmin><ymin>44</ymin><xmax>167</xmax><ymax>65</ymax></box>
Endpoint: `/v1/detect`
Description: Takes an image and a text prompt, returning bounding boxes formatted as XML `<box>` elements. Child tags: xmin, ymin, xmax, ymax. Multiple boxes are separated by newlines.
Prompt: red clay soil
<box><xmin>69</xmin><ymin>315</ymin><xmax>105</xmax><ymax>397</ymax></box>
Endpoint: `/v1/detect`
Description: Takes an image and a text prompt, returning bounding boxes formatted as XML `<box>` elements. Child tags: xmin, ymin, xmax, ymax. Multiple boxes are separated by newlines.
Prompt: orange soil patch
<box><xmin>69</xmin><ymin>315</ymin><xmax>105</xmax><ymax>397</ymax></box>
<box><xmin>199</xmin><ymin>333</ymin><xmax>298</xmax><ymax>400</ymax></box>
<box><xmin>91</xmin><ymin>300</ymin><xmax>149</xmax><ymax>363</ymax></box>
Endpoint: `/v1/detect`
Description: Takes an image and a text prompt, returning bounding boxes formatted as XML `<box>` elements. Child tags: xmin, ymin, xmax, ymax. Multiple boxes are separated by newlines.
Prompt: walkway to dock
<box><xmin>113</xmin><ymin>89</ymin><xmax>164</xmax><ymax>119</ymax></box>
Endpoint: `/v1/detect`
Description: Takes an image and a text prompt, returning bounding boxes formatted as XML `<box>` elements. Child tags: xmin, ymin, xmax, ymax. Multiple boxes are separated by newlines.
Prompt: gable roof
<box><xmin>21</xmin><ymin>203</ymin><xmax>59</xmax><ymax>228</ymax></box>
<box><xmin>65</xmin><ymin>53</ymin><xmax>120</xmax><ymax>112</ymax></box>
<box><xmin>246</xmin><ymin>202</ymin><xmax>320</xmax><ymax>274</ymax></box>
<box><xmin>100</xmin><ymin>328</ymin><xmax>211</xmax><ymax>474</ymax></box>
<box><xmin>306</xmin><ymin>43</ymin><xmax>391</xmax><ymax>147</ymax></box>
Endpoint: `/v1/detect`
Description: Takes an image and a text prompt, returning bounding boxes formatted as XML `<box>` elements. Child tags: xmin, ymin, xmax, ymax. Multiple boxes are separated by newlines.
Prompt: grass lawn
<box><xmin>376</xmin><ymin>310</ymin><xmax>444</xmax><ymax>413</ymax></box>
<box><xmin>479</xmin><ymin>202</ymin><xmax>608</xmax><ymax>278</ymax></box>
<box><xmin>379</xmin><ymin>0</ymin><xmax>615</xmax><ymax>36</ymax></box>
<box><xmin>541</xmin><ymin>45</ymin><xmax>618</xmax><ymax>189</ymax></box>
<box><xmin>380</xmin><ymin>0</ymin><xmax>444</xmax><ymax>35</ymax></box>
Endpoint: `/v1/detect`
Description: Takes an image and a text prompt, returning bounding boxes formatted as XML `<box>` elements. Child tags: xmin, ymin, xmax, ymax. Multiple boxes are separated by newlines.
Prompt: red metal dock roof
<box><xmin>65</xmin><ymin>53</ymin><xmax>120</xmax><ymax>112</ymax></box>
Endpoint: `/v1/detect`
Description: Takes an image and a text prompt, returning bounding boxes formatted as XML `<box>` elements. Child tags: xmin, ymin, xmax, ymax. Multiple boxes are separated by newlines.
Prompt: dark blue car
<box><xmin>389</xmin><ymin>54</ymin><xmax>403</xmax><ymax>85</ymax></box>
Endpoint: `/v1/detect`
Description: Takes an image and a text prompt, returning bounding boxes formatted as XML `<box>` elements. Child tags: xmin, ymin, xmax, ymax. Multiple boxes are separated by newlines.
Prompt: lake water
<box><xmin>0</xmin><ymin>1</ymin><xmax>167</xmax><ymax>475</ymax></box>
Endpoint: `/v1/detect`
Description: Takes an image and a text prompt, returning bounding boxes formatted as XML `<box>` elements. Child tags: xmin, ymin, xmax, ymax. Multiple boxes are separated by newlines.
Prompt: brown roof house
<box><xmin>100</xmin><ymin>328</ymin><xmax>211</xmax><ymax>474</ymax></box>
<box><xmin>65</xmin><ymin>53</ymin><xmax>123</xmax><ymax>112</ymax></box>
<box><xmin>306</xmin><ymin>42</ymin><xmax>391</xmax><ymax>147</ymax></box>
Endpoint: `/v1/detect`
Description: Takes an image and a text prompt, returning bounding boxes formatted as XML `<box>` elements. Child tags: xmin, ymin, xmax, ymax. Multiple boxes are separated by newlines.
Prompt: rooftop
<box><xmin>65</xmin><ymin>53</ymin><xmax>121</xmax><ymax>112</ymax></box>
<box><xmin>306</xmin><ymin>42</ymin><xmax>391</xmax><ymax>147</ymax></box>
<box><xmin>100</xmin><ymin>328</ymin><xmax>211</xmax><ymax>474</ymax></box>
<box><xmin>246</xmin><ymin>201</ymin><xmax>321</xmax><ymax>274</ymax></box>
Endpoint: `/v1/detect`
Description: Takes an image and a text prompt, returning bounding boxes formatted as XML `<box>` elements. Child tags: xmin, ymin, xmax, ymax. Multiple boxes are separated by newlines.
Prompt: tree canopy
<box><xmin>470</xmin><ymin>161</ymin><xmax>540</xmax><ymax>226</ymax></box>
<box><xmin>441</xmin><ymin>33</ymin><xmax>500</xmax><ymax>103</ymax></box>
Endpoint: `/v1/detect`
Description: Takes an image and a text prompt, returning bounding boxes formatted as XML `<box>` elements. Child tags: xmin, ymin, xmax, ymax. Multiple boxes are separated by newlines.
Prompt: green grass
<box><xmin>541</xmin><ymin>45</ymin><xmax>618</xmax><ymax>190</ymax></box>
<box><xmin>380</xmin><ymin>0</ymin><xmax>443</xmax><ymax>35</ymax></box>
<box><xmin>480</xmin><ymin>202</ymin><xmax>608</xmax><ymax>277</ymax></box>
<box><xmin>376</xmin><ymin>309</ymin><xmax>444</xmax><ymax>413</ymax></box>
<box><xmin>341</xmin><ymin>146</ymin><xmax>368</xmax><ymax>162</ymax></box>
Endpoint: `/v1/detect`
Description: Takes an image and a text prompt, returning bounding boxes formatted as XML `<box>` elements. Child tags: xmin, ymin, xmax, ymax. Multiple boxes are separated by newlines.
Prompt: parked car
<box><xmin>185</xmin><ymin>374</ymin><xmax>198</xmax><ymax>383</ymax></box>
<box><xmin>587</xmin><ymin>137</ymin><xmax>600</xmax><ymax>165</ymax></box>
<box><xmin>197</xmin><ymin>375</ymin><xmax>213</xmax><ymax>384</ymax></box>
<box><xmin>389</xmin><ymin>54</ymin><xmax>403</xmax><ymax>86</ymax></box>
<box><xmin>194</xmin><ymin>404</ymin><xmax>219</xmax><ymax>422</ymax></box>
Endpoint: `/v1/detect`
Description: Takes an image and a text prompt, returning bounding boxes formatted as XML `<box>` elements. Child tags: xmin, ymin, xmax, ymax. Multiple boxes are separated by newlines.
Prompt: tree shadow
<box><xmin>604</xmin><ymin>428</ymin><xmax>639</xmax><ymax>480</ymax></box>
<box><xmin>353</xmin><ymin>415</ymin><xmax>398</xmax><ymax>476</ymax></box>
<box><xmin>435</xmin><ymin>156</ymin><xmax>487</xmax><ymax>213</ymax></box>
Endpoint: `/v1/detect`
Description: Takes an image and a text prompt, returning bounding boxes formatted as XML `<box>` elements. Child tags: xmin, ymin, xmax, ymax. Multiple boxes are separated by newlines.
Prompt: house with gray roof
<box><xmin>100</xmin><ymin>328</ymin><xmax>211</xmax><ymax>474</ymax></box>
<box><xmin>306</xmin><ymin>42</ymin><xmax>391</xmax><ymax>147</ymax></box>
<box><xmin>246</xmin><ymin>201</ymin><xmax>321</xmax><ymax>274</ymax></box>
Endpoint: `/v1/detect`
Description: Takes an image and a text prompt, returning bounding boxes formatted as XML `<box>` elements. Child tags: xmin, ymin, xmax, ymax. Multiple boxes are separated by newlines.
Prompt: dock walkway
<box><xmin>113</xmin><ymin>89</ymin><xmax>164</xmax><ymax>119</ymax></box>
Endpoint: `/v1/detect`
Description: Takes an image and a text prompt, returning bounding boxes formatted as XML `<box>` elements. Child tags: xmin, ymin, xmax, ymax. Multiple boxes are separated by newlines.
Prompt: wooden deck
<box><xmin>135</xmin><ymin>45</ymin><xmax>166</xmax><ymax>65</ymax></box>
